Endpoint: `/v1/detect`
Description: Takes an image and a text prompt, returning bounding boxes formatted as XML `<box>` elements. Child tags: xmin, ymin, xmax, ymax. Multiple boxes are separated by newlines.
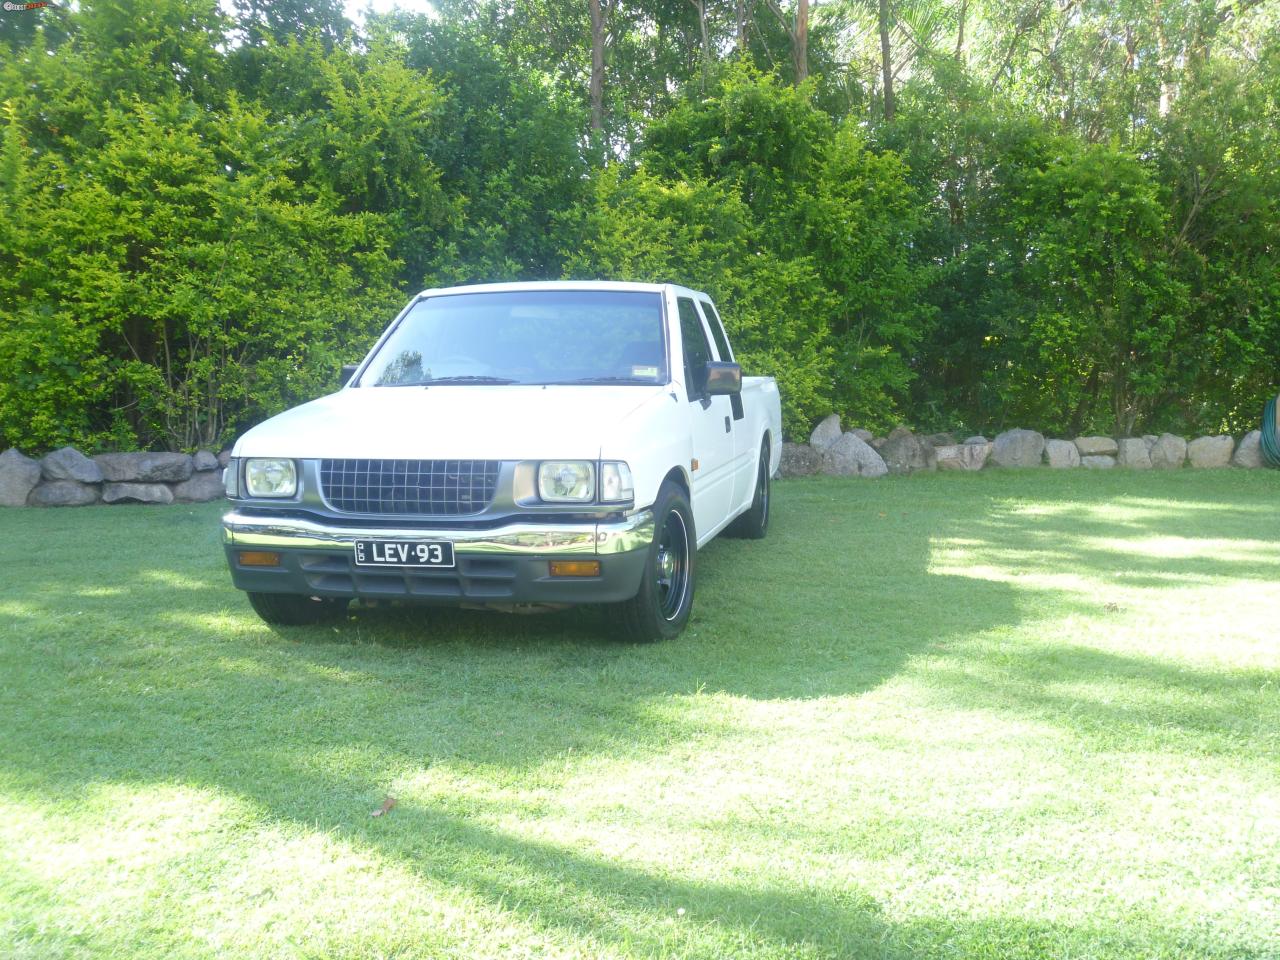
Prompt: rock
<box><xmin>924</xmin><ymin>432</ymin><xmax>957</xmax><ymax>447</ymax></box>
<box><xmin>94</xmin><ymin>452</ymin><xmax>194</xmax><ymax>483</ymax></box>
<box><xmin>887</xmin><ymin>426</ymin><xmax>913</xmax><ymax>441</ymax></box>
<box><xmin>193</xmin><ymin>449</ymin><xmax>220</xmax><ymax>472</ymax></box>
<box><xmin>0</xmin><ymin>449</ymin><xmax>42</xmax><ymax>507</ymax></box>
<box><xmin>963</xmin><ymin>436</ymin><xmax>988</xmax><ymax>445</ymax></box>
<box><xmin>1074</xmin><ymin>436</ymin><xmax>1118</xmax><ymax>456</ymax></box>
<box><xmin>991</xmin><ymin>429</ymin><xmax>1045</xmax><ymax>468</ymax></box>
<box><xmin>1149</xmin><ymin>433</ymin><xmax>1187</xmax><ymax>469</ymax></box>
<box><xmin>27</xmin><ymin>480</ymin><xmax>99</xmax><ymax>507</ymax></box>
<box><xmin>822</xmin><ymin>433</ymin><xmax>888</xmax><ymax>478</ymax></box>
<box><xmin>1045</xmin><ymin>439</ymin><xmax>1080</xmax><ymax>468</ymax></box>
<box><xmin>40</xmin><ymin>446</ymin><xmax>104</xmax><ymax>483</ymax></box>
<box><xmin>936</xmin><ymin>442</ymin><xmax>991</xmax><ymax>471</ymax></box>
<box><xmin>849</xmin><ymin>428</ymin><xmax>873</xmax><ymax>442</ymax></box>
<box><xmin>1231</xmin><ymin>430</ymin><xmax>1263</xmax><ymax>469</ymax></box>
<box><xmin>172</xmin><ymin>470</ymin><xmax>227</xmax><ymax>502</ymax></box>
<box><xmin>1143</xmin><ymin>434</ymin><xmax>1159</xmax><ymax>447</ymax></box>
<box><xmin>879</xmin><ymin>430</ymin><xmax>938</xmax><ymax>475</ymax></box>
<box><xmin>101</xmin><ymin>482</ymin><xmax>175</xmax><ymax>505</ymax></box>
<box><xmin>1081</xmin><ymin>455</ymin><xmax>1116</xmax><ymax>469</ymax></box>
<box><xmin>217</xmin><ymin>449</ymin><xmax>232</xmax><ymax>468</ymax></box>
<box><xmin>1116</xmin><ymin>438</ymin><xmax>1152</xmax><ymax>469</ymax></box>
<box><xmin>779</xmin><ymin>442</ymin><xmax>823</xmax><ymax>478</ymax></box>
<box><xmin>869</xmin><ymin>437</ymin><xmax>887</xmax><ymax>450</ymax></box>
<box><xmin>809</xmin><ymin>414</ymin><xmax>843</xmax><ymax>451</ymax></box>
<box><xmin>1187</xmin><ymin>435</ymin><xmax>1234</xmax><ymax>468</ymax></box>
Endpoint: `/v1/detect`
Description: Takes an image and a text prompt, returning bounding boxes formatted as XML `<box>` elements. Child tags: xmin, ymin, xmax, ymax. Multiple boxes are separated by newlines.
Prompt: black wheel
<box><xmin>247</xmin><ymin>592</ymin><xmax>349</xmax><ymax>626</ymax></box>
<box><xmin>616</xmin><ymin>481</ymin><xmax>696</xmax><ymax>642</ymax></box>
<box><xmin>727</xmin><ymin>442</ymin><xmax>770</xmax><ymax>540</ymax></box>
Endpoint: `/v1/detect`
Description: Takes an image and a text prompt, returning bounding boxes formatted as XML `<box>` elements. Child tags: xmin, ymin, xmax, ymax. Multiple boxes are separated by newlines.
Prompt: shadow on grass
<box><xmin>920</xmin><ymin>642</ymin><xmax>1280</xmax><ymax>759</ymax></box>
<box><xmin>1</xmin><ymin>480</ymin><xmax>1031</xmax><ymax>781</ymax></box>
<box><xmin>1</xmin><ymin>774</ymin><xmax>1256</xmax><ymax>960</ymax></box>
<box><xmin>2</xmin><ymin>471</ymin><xmax>1278</xmax><ymax>958</ymax></box>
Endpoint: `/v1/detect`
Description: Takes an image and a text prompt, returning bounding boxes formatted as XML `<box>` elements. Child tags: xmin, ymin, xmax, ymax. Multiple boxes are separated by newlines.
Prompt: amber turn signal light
<box><xmin>238</xmin><ymin>550</ymin><xmax>282</xmax><ymax>567</ymax></box>
<box><xmin>548</xmin><ymin>560</ymin><xmax>601</xmax><ymax>578</ymax></box>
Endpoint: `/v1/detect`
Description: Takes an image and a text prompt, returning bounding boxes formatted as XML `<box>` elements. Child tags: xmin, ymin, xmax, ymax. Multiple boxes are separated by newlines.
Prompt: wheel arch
<box><xmin>662</xmin><ymin>465</ymin><xmax>691</xmax><ymax>502</ymax></box>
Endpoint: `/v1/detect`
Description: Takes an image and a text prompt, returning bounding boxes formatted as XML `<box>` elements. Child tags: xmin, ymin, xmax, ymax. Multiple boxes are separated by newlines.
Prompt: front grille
<box><xmin>319</xmin><ymin>459</ymin><xmax>500</xmax><ymax>516</ymax></box>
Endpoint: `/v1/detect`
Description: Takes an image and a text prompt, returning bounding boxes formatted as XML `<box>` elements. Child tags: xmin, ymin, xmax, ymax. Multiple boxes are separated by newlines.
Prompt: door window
<box><xmin>677</xmin><ymin>297</ymin><xmax>713</xmax><ymax>400</ymax></box>
<box><xmin>699</xmin><ymin>300</ymin><xmax>733</xmax><ymax>362</ymax></box>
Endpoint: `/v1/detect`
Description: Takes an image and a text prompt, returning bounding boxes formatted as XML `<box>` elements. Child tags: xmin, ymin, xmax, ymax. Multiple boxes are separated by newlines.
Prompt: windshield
<box><xmin>358</xmin><ymin>290</ymin><xmax>667</xmax><ymax>387</ymax></box>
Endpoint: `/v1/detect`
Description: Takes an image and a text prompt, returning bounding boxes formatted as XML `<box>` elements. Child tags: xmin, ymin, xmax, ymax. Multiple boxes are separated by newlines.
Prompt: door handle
<box><xmin>724</xmin><ymin>416</ymin><xmax>731</xmax><ymax>433</ymax></box>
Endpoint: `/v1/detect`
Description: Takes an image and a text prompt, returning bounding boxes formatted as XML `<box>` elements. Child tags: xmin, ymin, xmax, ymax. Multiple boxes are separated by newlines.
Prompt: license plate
<box><xmin>353</xmin><ymin>540</ymin><xmax>455</xmax><ymax>568</ymax></box>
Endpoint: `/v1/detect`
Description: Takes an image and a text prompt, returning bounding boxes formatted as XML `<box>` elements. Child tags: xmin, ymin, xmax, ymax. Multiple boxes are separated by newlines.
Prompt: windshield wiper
<box><xmin>536</xmin><ymin>376</ymin><xmax>656</xmax><ymax>385</ymax></box>
<box><xmin>422</xmin><ymin>378</ymin><xmax>517</xmax><ymax>386</ymax></box>
<box><xmin>395</xmin><ymin>376</ymin><xmax>519</xmax><ymax>385</ymax></box>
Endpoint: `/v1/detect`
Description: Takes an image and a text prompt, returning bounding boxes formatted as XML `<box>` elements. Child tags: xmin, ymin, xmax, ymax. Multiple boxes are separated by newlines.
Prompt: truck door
<box><xmin>674</xmin><ymin>295</ymin><xmax>735</xmax><ymax>541</ymax></box>
<box><xmin>697</xmin><ymin>298</ymin><xmax>750</xmax><ymax>511</ymax></box>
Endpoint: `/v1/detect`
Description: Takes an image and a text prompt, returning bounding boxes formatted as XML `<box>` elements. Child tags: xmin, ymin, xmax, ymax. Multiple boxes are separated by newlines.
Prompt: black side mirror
<box><xmin>705</xmin><ymin>361</ymin><xmax>742</xmax><ymax>396</ymax></box>
<box><xmin>339</xmin><ymin>363</ymin><xmax>360</xmax><ymax>387</ymax></box>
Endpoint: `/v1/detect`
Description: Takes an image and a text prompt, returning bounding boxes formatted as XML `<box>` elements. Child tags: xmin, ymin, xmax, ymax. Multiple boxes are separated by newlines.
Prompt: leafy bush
<box><xmin>1</xmin><ymin>1</ymin><xmax>1277</xmax><ymax>451</ymax></box>
<box><xmin>0</xmin><ymin>95</ymin><xmax>401</xmax><ymax>451</ymax></box>
<box><xmin>603</xmin><ymin>65</ymin><xmax>929</xmax><ymax>435</ymax></box>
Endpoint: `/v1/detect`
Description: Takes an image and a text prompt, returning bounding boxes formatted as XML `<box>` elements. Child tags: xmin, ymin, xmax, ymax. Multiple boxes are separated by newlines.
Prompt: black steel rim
<box><xmin>654</xmin><ymin>508</ymin><xmax>690</xmax><ymax>621</ymax></box>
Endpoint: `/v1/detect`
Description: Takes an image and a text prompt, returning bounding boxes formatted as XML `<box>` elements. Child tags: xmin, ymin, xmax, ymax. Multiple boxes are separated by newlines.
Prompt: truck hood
<box><xmin>232</xmin><ymin>385</ymin><xmax>670</xmax><ymax>460</ymax></box>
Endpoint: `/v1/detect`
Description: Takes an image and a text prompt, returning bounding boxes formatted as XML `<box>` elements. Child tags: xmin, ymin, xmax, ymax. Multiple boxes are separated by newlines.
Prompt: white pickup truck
<box><xmin>221</xmin><ymin>281</ymin><xmax>782</xmax><ymax>641</ymax></box>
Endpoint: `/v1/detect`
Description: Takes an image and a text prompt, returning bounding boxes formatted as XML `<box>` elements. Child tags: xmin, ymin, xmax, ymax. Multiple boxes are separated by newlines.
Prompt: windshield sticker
<box><xmin>631</xmin><ymin>365</ymin><xmax>659</xmax><ymax>379</ymax></box>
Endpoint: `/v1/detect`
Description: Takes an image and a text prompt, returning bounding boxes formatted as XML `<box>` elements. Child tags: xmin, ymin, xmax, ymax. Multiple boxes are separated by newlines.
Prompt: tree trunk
<box><xmin>589</xmin><ymin>0</ymin><xmax>605</xmax><ymax>132</ymax></box>
<box><xmin>954</xmin><ymin>0</ymin><xmax>967</xmax><ymax>61</ymax></box>
<box><xmin>1154</xmin><ymin>0</ymin><xmax>1174</xmax><ymax>117</ymax></box>
<box><xmin>879</xmin><ymin>0</ymin><xmax>894</xmax><ymax>121</ymax></box>
<box><xmin>762</xmin><ymin>0</ymin><xmax>806</xmax><ymax>86</ymax></box>
<box><xmin>794</xmin><ymin>0</ymin><xmax>808</xmax><ymax>83</ymax></box>
<box><xmin>689</xmin><ymin>0</ymin><xmax>711</xmax><ymax>90</ymax></box>
<box><xmin>736</xmin><ymin>0</ymin><xmax>748</xmax><ymax>52</ymax></box>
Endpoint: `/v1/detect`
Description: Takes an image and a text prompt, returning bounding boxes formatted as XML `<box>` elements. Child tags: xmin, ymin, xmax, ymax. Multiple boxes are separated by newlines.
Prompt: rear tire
<box><xmin>247</xmin><ymin>592</ymin><xmax>349</xmax><ymax>626</ymax></box>
<box><xmin>727</xmin><ymin>443</ymin><xmax>770</xmax><ymax>540</ymax></box>
<box><xmin>616</xmin><ymin>481</ymin><xmax>696</xmax><ymax>642</ymax></box>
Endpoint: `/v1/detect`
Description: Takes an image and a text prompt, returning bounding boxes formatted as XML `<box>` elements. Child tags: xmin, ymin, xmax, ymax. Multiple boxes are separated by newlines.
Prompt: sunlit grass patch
<box><xmin>2</xmin><ymin>469</ymin><xmax>1278</xmax><ymax>959</ymax></box>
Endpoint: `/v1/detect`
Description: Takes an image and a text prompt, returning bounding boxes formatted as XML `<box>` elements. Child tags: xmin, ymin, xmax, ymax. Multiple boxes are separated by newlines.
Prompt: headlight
<box><xmin>223</xmin><ymin>459</ymin><xmax>238</xmax><ymax>498</ymax></box>
<box><xmin>538</xmin><ymin>461</ymin><xmax>595</xmax><ymax>502</ymax></box>
<box><xmin>599</xmin><ymin>461</ymin><xmax>634</xmax><ymax>503</ymax></box>
<box><xmin>244</xmin><ymin>458</ymin><xmax>297</xmax><ymax>498</ymax></box>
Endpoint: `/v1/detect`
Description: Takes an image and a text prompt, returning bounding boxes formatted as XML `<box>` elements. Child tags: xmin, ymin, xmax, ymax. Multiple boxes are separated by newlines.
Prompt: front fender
<box><xmin>600</xmin><ymin>388</ymin><xmax>691</xmax><ymax>511</ymax></box>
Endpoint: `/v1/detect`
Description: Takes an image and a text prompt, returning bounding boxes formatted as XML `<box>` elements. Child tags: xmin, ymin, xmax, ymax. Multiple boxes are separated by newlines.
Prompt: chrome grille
<box><xmin>319</xmin><ymin>459</ymin><xmax>500</xmax><ymax>515</ymax></box>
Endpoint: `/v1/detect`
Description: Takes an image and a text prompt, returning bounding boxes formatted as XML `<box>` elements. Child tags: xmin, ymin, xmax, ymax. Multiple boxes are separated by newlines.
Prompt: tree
<box><xmin>1011</xmin><ymin>146</ymin><xmax>1188</xmax><ymax>436</ymax></box>
<box><xmin>0</xmin><ymin>95</ymin><xmax>402</xmax><ymax>450</ymax></box>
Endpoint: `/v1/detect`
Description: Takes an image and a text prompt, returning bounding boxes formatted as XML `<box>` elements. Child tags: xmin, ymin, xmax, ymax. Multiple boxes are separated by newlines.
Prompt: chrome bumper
<box><xmin>221</xmin><ymin>509</ymin><xmax>655</xmax><ymax>556</ymax></box>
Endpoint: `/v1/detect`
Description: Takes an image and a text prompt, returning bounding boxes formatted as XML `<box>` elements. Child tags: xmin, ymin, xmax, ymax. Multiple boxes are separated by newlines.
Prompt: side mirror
<box><xmin>339</xmin><ymin>363</ymin><xmax>360</xmax><ymax>387</ymax></box>
<box><xmin>704</xmin><ymin>361</ymin><xmax>742</xmax><ymax>396</ymax></box>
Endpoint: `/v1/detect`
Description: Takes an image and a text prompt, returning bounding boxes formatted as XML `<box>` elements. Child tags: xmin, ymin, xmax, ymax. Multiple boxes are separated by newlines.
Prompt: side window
<box><xmin>677</xmin><ymin>297</ymin><xmax>713</xmax><ymax>400</ymax></box>
<box><xmin>699</xmin><ymin>300</ymin><xmax>733</xmax><ymax>362</ymax></box>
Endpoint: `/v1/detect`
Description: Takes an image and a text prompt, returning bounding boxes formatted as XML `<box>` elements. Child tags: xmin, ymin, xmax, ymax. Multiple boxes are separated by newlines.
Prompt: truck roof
<box><xmin>415</xmin><ymin>280</ymin><xmax>710</xmax><ymax>300</ymax></box>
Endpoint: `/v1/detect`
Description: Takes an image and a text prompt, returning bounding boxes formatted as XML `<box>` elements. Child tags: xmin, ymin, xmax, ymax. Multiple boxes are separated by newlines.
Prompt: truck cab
<box><xmin>221</xmin><ymin>281</ymin><xmax>782</xmax><ymax>641</ymax></box>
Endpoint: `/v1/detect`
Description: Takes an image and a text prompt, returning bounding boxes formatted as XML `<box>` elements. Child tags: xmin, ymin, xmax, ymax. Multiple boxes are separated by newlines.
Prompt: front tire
<box><xmin>247</xmin><ymin>592</ymin><xmax>349</xmax><ymax>626</ymax></box>
<box><xmin>616</xmin><ymin>481</ymin><xmax>696</xmax><ymax>642</ymax></box>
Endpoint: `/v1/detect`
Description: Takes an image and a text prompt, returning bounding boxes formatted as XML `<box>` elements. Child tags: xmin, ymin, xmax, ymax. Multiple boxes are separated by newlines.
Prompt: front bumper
<box><xmin>221</xmin><ymin>509</ymin><xmax>654</xmax><ymax>605</ymax></box>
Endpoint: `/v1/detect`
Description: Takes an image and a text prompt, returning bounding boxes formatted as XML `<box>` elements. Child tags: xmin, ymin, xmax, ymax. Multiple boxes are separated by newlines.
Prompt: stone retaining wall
<box><xmin>0</xmin><ymin>447</ymin><xmax>230</xmax><ymax>507</ymax></box>
<box><xmin>1</xmin><ymin>425</ymin><xmax>1271</xmax><ymax>507</ymax></box>
<box><xmin>781</xmin><ymin>415</ymin><xmax>1271</xmax><ymax>479</ymax></box>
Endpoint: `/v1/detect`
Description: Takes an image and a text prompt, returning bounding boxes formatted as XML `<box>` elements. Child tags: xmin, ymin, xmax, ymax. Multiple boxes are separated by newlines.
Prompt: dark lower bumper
<box><xmin>224</xmin><ymin>544</ymin><xmax>649</xmax><ymax>604</ymax></box>
<box><xmin>222</xmin><ymin>510</ymin><xmax>653</xmax><ymax>605</ymax></box>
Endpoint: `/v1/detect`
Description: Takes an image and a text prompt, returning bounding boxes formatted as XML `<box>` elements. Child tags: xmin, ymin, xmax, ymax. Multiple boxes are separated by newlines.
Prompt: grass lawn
<box><xmin>2</xmin><ymin>469</ymin><xmax>1279</xmax><ymax>959</ymax></box>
